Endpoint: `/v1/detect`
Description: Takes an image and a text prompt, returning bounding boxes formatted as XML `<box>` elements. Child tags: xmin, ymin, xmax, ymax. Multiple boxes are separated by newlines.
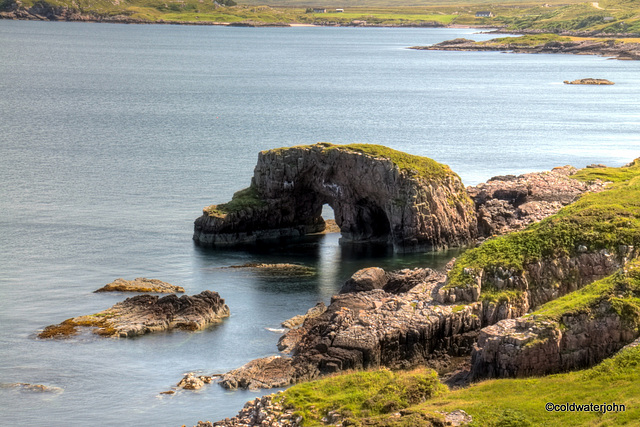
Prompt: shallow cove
<box><xmin>1</xmin><ymin>21</ymin><xmax>640</xmax><ymax>426</ymax></box>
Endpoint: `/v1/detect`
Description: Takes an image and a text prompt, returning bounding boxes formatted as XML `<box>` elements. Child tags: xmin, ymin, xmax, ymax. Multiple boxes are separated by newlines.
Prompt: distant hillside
<box><xmin>1</xmin><ymin>0</ymin><xmax>639</xmax><ymax>34</ymax></box>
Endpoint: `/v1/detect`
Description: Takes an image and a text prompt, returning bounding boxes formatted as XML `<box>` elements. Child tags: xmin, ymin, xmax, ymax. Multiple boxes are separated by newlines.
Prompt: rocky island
<box><xmin>412</xmin><ymin>34</ymin><xmax>640</xmax><ymax>61</ymax></box>
<box><xmin>194</xmin><ymin>143</ymin><xmax>477</xmax><ymax>253</ymax></box>
<box><xmin>39</xmin><ymin>290</ymin><xmax>229</xmax><ymax>338</ymax></box>
<box><xmin>94</xmin><ymin>277</ymin><xmax>185</xmax><ymax>293</ymax></box>
<box><xmin>198</xmin><ymin>154</ymin><xmax>640</xmax><ymax>426</ymax></box>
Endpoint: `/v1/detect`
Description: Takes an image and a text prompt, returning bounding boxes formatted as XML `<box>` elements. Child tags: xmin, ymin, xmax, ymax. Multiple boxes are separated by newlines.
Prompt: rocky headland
<box><xmin>214</xmin><ymin>158</ymin><xmax>640</xmax><ymax>400</ymax></box>
<box><xmin>194</xmin><ymin>143</ymin><xmax>477</xmax><ymax>253</ymax></box>
<box><xmin>412</xmin><ymin>36</ymin><xmax>640</xmax><ymax>60</ymax></box>
<box><xmin>39</xmin><ymin>290</ymin><xmax>229</xmax><ymax>338</ymax></box>
<box><xmin>94</xmin><ymin>277</ymin><xmax>185</xmax><ymax>293</ymax></box>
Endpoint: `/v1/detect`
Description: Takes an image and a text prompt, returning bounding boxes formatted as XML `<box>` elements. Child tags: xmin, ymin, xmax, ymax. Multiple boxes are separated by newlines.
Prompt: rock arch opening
<box><xmin>194</xmin><ymin>143</ymin><xmax>477</xmax><ymax>253</ymax></box>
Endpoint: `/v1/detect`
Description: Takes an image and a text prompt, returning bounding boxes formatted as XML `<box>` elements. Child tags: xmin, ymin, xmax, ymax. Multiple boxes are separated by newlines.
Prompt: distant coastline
<box><xmin>412</xmin><ymin>34</ymin><xmax>640</xmax><ymax>60</ymax></box>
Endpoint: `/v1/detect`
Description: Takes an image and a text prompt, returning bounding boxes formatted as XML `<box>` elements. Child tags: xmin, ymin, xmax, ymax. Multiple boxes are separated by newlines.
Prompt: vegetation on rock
<box><xmin>277</xmin><ymin>343</ymin><xmax>640</xmax><ymax>426</ymax></box>
<box><xmin>204</xmin><ymin>185</ymin><xmax>266</xmax><ymax>218</ymax></box>
<box><xmin>529</xmin><ymin>257</ymin><xmax>640</xmax><ymax>324</ymax></box>
<box><xmin>278</xmin><ymin>368</ymin><xmax>447</xmax><ymax>425</ymax></box>
<box><xmin>447</xmin><ymin>161</ymin><xmax>640</xmax><ymax>292</ymax></box>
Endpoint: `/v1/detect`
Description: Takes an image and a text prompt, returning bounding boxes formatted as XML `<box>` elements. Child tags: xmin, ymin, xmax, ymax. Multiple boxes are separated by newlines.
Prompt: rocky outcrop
<box><xmin>94</xmin><ymin>277</ymin><xmax>185</xmax><ymax>293</ymax></box>
<box><xmin>441</xmin><ymin>248</ymin><xmax>633</xmax><ymax>308</ymax></box>
<box><xmin>564</xmin><ymin>78</ymin><xmax>615</xmax><ymax>85</ymax></box>
<box><xmin>413</xmin><ymin>37</ymin><xmax>640</xmax><ymax>60</ymax></box>
<box><xmin>39</xmin><ymin>290</ymin><xmax>229</xmax><ymax>338</ymax></box>
<box><xmin>204</xmin><ymin>392</ymin><xmax>301</xmax><ymax>427</ymax></box>
<box><xmin>471</xmin><ymin>312</ymin><xmax>637</xmax><ymax>379</ymax></box>
<box><xmin>220</xmin><ymin>268</ymin><xmax>529</xmax><ymax>390</ymax></box>
<box><xmin>281</xmin><ymin>302</ymin><xmax>327</xmax><ymax>329</ymax></box>
<box><xmin>194</xmin><ymin>143</ymin><xmax>477</xmax><ymax>253</ymax></box>
<box><xmin>220</xmin><ymin>356</ymin><xmax>298</xmax><ymax>390</ymax></box>
<box><xmin>467</xmin><ymin>166</ymin><xmax>605</xmax><ymax>238</ymax></box>
<box><xmin>470</xmin><ymin>258</ymin><xmax>640</xmax><ymax>379</ymax></box>
<box><xmin>177</xmin><ymin>373</ymin><xmax>213</xmax><ymax>390</ymax></box>
<box><xmin>339</xmin><ymin>267</ymin><xmax>435</xmax><ymax>295</ymax></box>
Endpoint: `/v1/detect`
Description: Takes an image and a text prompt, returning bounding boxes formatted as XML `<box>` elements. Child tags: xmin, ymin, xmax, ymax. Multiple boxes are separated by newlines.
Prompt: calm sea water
<box><xmin>0</xmin><ymin>21</ymin><xmax>639</xmax><ymax>426</ymax></box>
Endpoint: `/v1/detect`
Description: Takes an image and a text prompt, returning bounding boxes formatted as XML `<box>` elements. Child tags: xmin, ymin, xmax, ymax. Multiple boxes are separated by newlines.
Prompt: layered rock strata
<box><xmin>467</xmin><ymin>166</ymin><xmax>605</xmax><ymax>238</ymax></box>
<box><xmin>439</xmin><ymin>249</ymin><xmax>631</xmax><ymax>307</ymax></box>
<box><xmin>219</xmin><ymin>268</ymin><xmax>529</xmax><ymax>390</ymax></box>
<box><xmin>470</xmin><ymin>260</ymin><xmax>640</xmax><ymax>379</ymax></box>
<box><xmin>94</xmin><ymin>277</ymin><xmax>185</xmax><ymax>293</ymax></box>
<box><xmin>39</xmin><ymin>290</ymin><xmax>229</xmax><ymax>338</ymax></box>
<box><xmin>194</xmin><ymin>143</ymin><xmax>477</xmax><ymax>253</ymax></box>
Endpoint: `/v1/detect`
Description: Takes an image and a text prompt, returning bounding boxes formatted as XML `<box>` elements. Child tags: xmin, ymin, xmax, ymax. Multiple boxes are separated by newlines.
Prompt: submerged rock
<box><xmin>94</xmin><ymin>277</ymin><xmax>185</xmax><ymax>293</ymax></box>
<box><xmin>222</xmin><ymin>263</ymin><xmax>315</xmax><ymax>277</ymax></box>
<box><xmin>38</xmin><ymin>290</ymin><xmax>230</xmax><ymax>339</ymax></box>
<box><xmin>194</xmin><ymin>143</ymin><xmax>477</xmax><ymax>253</ymax></box>
<box><xmin>3</xmin><ymin>383</ymin><xmax>63</xmax><ymax>393</ymax></box>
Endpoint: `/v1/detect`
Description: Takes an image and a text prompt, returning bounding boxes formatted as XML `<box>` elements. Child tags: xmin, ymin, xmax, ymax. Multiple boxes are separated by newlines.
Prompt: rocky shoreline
<box><xmin>203</xmin><ymin>156</ymin><xmax>640</xmax><ymax>425</ymax></box>
<box><xmin>413</xmin><ymin>37</ymin><xmax>640</xmax><ymax>60</ymax></box>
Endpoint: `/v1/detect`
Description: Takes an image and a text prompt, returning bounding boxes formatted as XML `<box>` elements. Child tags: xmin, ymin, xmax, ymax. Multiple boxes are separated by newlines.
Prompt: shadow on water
<box><xmin>192</xmin><ymin>232</ymin><xmax>465</xmax><ymax>296</ymax></box>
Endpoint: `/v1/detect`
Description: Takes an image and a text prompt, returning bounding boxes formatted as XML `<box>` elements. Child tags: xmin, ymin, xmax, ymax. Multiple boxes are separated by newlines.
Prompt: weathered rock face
<box><xmin>470</xmin><ymin>257</ymin><xmax>640</xmax><ymax>380</ymax></box>
<box><xmin>94</xmin><ymin>277</ymin><xmax>185</xmax><ymax>293</ymax></box>
<box><xmin>440</xmin><ymin>249</ymin><xmax>632</xmax><ymax>308</ymax></box>
<box><xmin>220</xmin><ymin>268</ymin><xmax>529</xmax><ymax>390</ymax></box>
<box><xmin>467</xmin><ymin>166</ymin><xmax>605</xmax><ymax>238</ymax></box>
<box><xmin>471</xmin><ymin>306</ymin><xmax>637</xmax><ymax>380</ymax></box>
<box><xmin>39</xmin><ymin>290</ymin><xmax>230</xmax><ymax>339</ymax></box>
<box><xmin>194</xmin><ymin>143</ymin><xmax>477</xmax><ymax>253</ymax></box>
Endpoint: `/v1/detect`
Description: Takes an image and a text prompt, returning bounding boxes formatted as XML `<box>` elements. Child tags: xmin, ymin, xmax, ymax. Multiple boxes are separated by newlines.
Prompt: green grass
<box><xmin>572</xmin><ymin>158</ymin><xmax>640</xmax><ymax>184</ymax></box>
<box><xmin>280</xmin><ymin>344</ymin><xmax>640</xmax><ymax>426</ymax></box>
<box><xmin>204</xmin><ymin>186</ymin><xmax>265</xmax><ymax>218</ymax></box>
<box><xmin>325</xmin><ymin>143</ymin><xmax>457</xmax><ymax>182</ymax></box>
<box><xmin>480</xmin><ymin>33</ymin><xmax>573</xmax><ymax>47</ymax></box>
<box><xmin>420</xmin><ymin>344</ymin><xmax>640</xmax><ymax>426</ymax></box>
<box><xmin>447</xmin><ymin>168</ymin><xmax>640</xmax><ymax>291</ymax></box>
<box><xmin>279</xmin><ymin>368</ymin><xmax>447</xmax><ymax>425</ymax></box>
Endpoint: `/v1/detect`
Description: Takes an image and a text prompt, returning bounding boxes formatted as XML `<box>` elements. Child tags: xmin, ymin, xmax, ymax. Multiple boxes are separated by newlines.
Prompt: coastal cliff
<box><xmin>194</xmin><ymin>143</ymin><xmax>477</xmax><ymax>253</ymax></box>
<box><xmin>471</xmin><ymin>258</ymin><xmax>640</xmax><ymax>379</ymax></box>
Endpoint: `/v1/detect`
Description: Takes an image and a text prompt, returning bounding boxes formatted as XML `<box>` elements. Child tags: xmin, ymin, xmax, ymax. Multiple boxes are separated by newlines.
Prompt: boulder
<box><xmin>339</xmin><ymin>267</ymin><xmax>387</xmax><ymax>293</ymax></box>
